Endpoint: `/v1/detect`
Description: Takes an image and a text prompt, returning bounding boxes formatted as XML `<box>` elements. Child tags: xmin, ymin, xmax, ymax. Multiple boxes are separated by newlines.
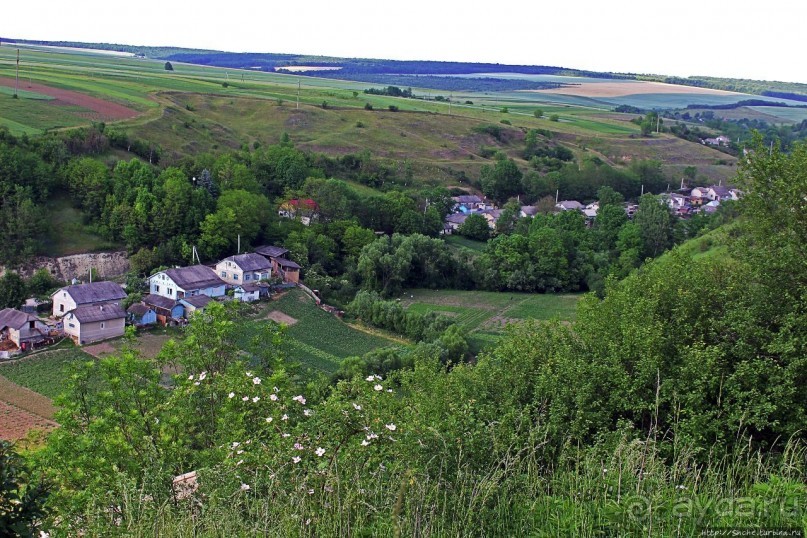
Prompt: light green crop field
<box><xmin>0</xmin><ymin>346</ymin><xmax>95</xmax><ymax>400</ymax></box>
<box><xmin>401</xmin><ymin>289</ymin><xmax>581</xmax><ymax>352</ymax></box>
<box><xmin>261</xmin><ymin>289</ymin><xmax>400</xmax><ymax>373</ymax></box>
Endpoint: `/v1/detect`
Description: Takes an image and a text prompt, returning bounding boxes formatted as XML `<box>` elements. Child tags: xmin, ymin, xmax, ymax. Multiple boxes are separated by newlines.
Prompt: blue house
<box><xmin>127</xmin><ymin>304</ymin><xmax>157</xmax><ymax>325</ymax></box>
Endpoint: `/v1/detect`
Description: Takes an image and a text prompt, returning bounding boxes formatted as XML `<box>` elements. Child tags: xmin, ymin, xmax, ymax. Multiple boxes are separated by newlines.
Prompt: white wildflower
<box><xmin>294</xmin><ymin>443</ymin><xmax>304</xmax><ymax>450</ymax></box>
<box><xmin>270</xmin><ymin>394</ymin><xmax>278</xmax><ymax>401</ymax></box>
<box><xmin>237</xmin><ymin>450</ymin><xmax>244</xmax><ymax>455</ymax></box>
<box><xmin>228</xmin><ymin>392</ymin><xmax>235</xmax><ymax>399</ymax></box>
<box><xmin>282</xmin><ymin>414</ymin><xmax>289</xmax><ymax>421</ymax></box>
<box><xmin>199</xmin><ymin>371</ymin><xmax>207</xmax><ymax>381</ymax></box>
<box><xmin>303</xmin><ymin>409</ymin><xmax>312</xmax><ymax>416</ymax></box>
<box><xmin>188</xmin><ymin>375</ymin><xmax>194</xmax><ymax>380</ymax></box>
<box><xmin>365</xmin><ymin>375</ymin><xmax>375</xmax><ymax>382</ymax></box>
<box><xmin>374</xmin><ymin>384</ymin><xmax>382</xmax><ymax>391</ymax></box>
<box><xmin>292</xmin><ymin>456</ymin><xmax>301</xmax><ymax>464</ymax></box>
<box><xmin>231</xmin><ymin>442</ymin><xmax>240</xmax><ymax>448</ymax></box>
<box><xmin>265</xmin><ymin>416</ymin><xmax>273</xmax><ymax>423</ymax></box>
<box><xmin>385</xmin><ymin>423</ymin><xmax>397</xmax><ymax>431</ymax></box>
<box><xmin>315</xmin><ymin>447</ymin><xmax>325</xmax><ymax>457</ymax></box>
<box><xmin>246</xmin><ymin>371</ymin><xmax>253</xmax><ymax>377</ymax></box>
<box><xmin>308</xmin><ymin>489</ymin><xmax>315</xmax><ymax>495</ymax></box>
<box><xmin>242</xmin><ymin>396</ymin><xmax>249</xmax><ymax>401</ymax></box>
<box><xmin>252</xmin><ymin>376</ymin><xmax>261</xmax><ymax>385</ymax></box>
<box><xmin>374</xmin><ymin>375</ymin><xmax>382</xmax><ymax>381</ymax></box>
<box><xmin>352</xmin><ymin>402</ymin><xmax>362</xmax><ymax>410</ymax></box>
<box><xmin>193</xmin><ymin>381</ymin><xmax>200</xmax><ymax>386</ymax></box>
<box><xmin>361</xmin><ymin>439</ymin><xmax>370</xmax><ymax>446</ymax></box>
<box><xmin>240</xmin><ymin>483</ymin><xmax>250</xmax><ymax>491</ymax></box>
<box><xmin>292</xmin><ymin>395</ymin><xmax>306</xmax><ymax>405</ymax></box>
<box><xmin>252</xmin><ymin>396</ymin><xmax>260</xmax><ymax>403</ymax></box>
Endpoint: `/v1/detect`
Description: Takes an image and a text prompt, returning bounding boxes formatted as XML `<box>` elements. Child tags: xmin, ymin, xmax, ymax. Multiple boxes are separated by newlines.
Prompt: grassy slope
<box><xmin>0</xmin><ymin>44</ymin><xmax>739</xmax><ymax>186</ymax></box>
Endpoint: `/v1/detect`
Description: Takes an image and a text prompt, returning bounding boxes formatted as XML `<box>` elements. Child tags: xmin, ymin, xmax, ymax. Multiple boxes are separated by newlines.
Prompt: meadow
<box><xmin>401</xmin><ymin>288</ymin><xmax>581</xmax><ymax>351</ymax></box>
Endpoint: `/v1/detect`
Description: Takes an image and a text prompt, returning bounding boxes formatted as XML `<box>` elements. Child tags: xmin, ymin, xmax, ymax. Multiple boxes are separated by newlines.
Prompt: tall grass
<box><xmin>74</xmin><ymin>436</ymin><xmax>804</xmax><ymax>537</ymax></box>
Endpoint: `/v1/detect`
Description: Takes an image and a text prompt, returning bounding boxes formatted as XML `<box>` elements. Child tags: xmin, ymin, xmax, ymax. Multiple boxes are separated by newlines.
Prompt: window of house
<box><xmin>60</xmin><ymin>304</ymin><xmax>64</xmax><ymax>312</ymax></box>
<box><xmin>101</xmin><ymin>322</ymin><xmax>105</xmax><ymax>329</ymax></box>
<box><xmin>168</xmin><ymin>288</ymin><xmax>173</xmax><ymax>296</ymax></box>
<box><xmin>234</xmin><ymin>274</ymin><xmax>239</xmax><ymax>280</ymax></box>
<box><xmin>154</xmin><ymin>285</ymin><xmax>160</xmax><ymax>293</ymax></box>
<box><xmin>245</xmin><ymin>274</ymin><xmax>251</xmax><ymax>281</ymax></box>
<box><xmin>68</xmin><ymin>323</ymin><xmax>75</xmax><ymax>328</ymax></box>
<box><xmin>221</xmin><ymin>271</ymin><xmax>226</xmax><ymax>278</ymax></box>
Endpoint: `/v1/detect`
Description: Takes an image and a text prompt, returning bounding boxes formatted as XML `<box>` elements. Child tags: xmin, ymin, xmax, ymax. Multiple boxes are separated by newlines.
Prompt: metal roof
<box><xmin>162</xmin><ymin>265</ymin><xmax>224</xmax><ymax>291</ymax></box>
<box><xmin>69</xmin><ymin>303</ymin><xmax>126</xmax><ymax>323</ymax></box>
<box><xmin>220</xmin><ymin>253</ymin><xmax>272</xmax><ymax>272</ymax></box>
<box><xmin>54</xmin><ymin>281</ymin><xmax>126</xmax><ymax>304</ymax></box>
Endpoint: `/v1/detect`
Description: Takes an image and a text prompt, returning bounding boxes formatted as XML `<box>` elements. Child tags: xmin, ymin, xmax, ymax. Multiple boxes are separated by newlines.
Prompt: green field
<box><xmin>41</xmin><ymin>193</ymin><xmax>122</xmax><ymax>256</ymax></box>
<box><xmin>401</xmin><ymin>289</ymin><xmax>581</xmax><ymax>351</ymax></box>
<box><xmin>0</xmin><ymin>346</ymin><xmax>95</xmax><ymax>399</ymax></box>
<box><xmin>262</xmin><ymin>289</ymin><xmax>399</xmax><ymax>373</ymax></box>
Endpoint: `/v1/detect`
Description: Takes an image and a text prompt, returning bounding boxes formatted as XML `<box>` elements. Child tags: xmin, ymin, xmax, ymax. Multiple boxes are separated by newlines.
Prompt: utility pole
<box><xmin>15</xmin><ymin>49</ymin><xmax>20</xmax><ymax>98</ymax></box>
<box><xmin>297</xmin><ymin>80</ymin><xmax>300</xmax><ymax>110</ymax></box>
<box><xmin>237</xmin><ymin>234</ymin><xmax>241</xmax><ymax>254</ymax></box>
<box><xmin>656</xmin><ymin>113</ymin><xmax>660</xmax><ymax>133</ymax></box>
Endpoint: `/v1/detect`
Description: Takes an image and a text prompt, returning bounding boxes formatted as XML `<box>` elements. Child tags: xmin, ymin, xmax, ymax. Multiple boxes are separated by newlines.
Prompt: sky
<box><xmin>4</xmin><ymin>0</ymin><xmax>807</xmax><ymax>83</ymax></box>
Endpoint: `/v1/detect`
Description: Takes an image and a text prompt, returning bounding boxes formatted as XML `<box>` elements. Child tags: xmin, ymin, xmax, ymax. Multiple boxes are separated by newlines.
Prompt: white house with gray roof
<box><xmin>63</xmin><ymin>303</ymin><xmax>126</xmax><ymax>345</ymax></box>
<box><xmin>215</xmin><ymin>253</ymin><xmax>272</xmax><ymax>286</ymax></box>
<box><xmin>0</xmin><ymin>308</ymin><xmax>50</xmax><ymax>349</ymax></box>
<box><xmin>52</xmin><ymin>281</ymin><xmax>126</xmax><ymax>318</ymax></box>
<box><xmin>148</xmin><ymin>265</ymin><xmax>226</xmax><ymax>301</ymax></box>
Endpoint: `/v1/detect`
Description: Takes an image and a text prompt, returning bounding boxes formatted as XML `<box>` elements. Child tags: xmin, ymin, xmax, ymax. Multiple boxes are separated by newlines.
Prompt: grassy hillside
<box><xmin>0</xmin><ymin>44</ymin><xmax>741</xmax><ymax>186</ymax></box>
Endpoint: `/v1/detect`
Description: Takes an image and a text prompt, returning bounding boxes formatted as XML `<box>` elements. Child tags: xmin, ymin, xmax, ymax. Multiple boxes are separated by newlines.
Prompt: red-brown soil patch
<box><xmin>0</xmin><ymin>375</ymin><xmax>56</xmax><ymax>419</ymax></box>
<box><xmin>0</xmin><ymin>400</ymin><xmax>57</xmax><ymax>441</ymax></box>
<box><xmin>0</xmin><ymin>77</ymin><xmax>139</xmax><ymax>120</ymax></box>
<box><xmin>82</xmin><ymin>341</ymin><xmax>117</xmax><ymax>358</ymax></box>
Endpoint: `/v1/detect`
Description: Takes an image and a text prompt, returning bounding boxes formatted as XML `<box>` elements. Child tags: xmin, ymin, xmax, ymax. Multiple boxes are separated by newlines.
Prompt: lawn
<box><xmin>40</xmin><ymin>193</ymin><xmax>122</xmax><ymax>257</ymax></box>
<box><xmin>401</xmin><ymin>289</ymin><xmax>581</xmax><ymax>352</ymax></box>
<box><xmin>444</xmin><ymin>234</ymin><xmax>487</xmax><ymax>252</ymax></box>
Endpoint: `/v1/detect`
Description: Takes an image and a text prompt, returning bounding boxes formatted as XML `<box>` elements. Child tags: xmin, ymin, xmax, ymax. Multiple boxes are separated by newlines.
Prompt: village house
<box><xmin>148</xmin><ymin>265</ymin><xmax>226</xmax><ymax>301</ymax></box>
<box><xmin>442</xmin><ymin>213</ymin><xmax>469</xmax><ymax>234</ymax></box>
<box><xmin>0</xmin><ymin>308</ymin><xmax>50</xmax><ymax>351</ymax></box>
<box><xmin>215</xmin><ymin>253</ymin><xmax>272</xmax><ymax>286</ymax></box>
<box><xmin>63</xmin><ymin>303</ymin><xmax>126</xmax><ymax>345</ymax></box>
<box><xmin>481</xmin><ymin>209</ymin><xmax>503</xmax><ymax>229</ymax></box>
<box><xmin>179</xmin><ymin>295</ymin><xmax>213</xmax><ymax>317</ymax></box>
<box><xmin>556</xmin><ymin>200</ymin><xmax>584</xmax><ymax>211</ymax></box>
<box><xmin>703</xmin><ymin>135</ymin><xmax>731</xmax><ymax>147</ymax></box>
<box><xmin>451</xmin><ymin>195</ymin><xmax>486</xmax><ymax>213</ymax></box>
<box><xmin>52</xmin><ymin>281</ymin><xmax>126</xmax><ymax>318</ymax></box>
<box><xmin>254</xmin><ymin>246</ymin><xmax>301</xmax><ymax>284</ymax></box>
<box><xmin>233</xmin><ymin>283</ymin><xmax>261</xmax><ymax>303</ymax></box>
<box><xmin>278</xmin><ymin>198</ymin><xmax>320</xmax><ymax>225</ymax></box>
<box><xmin>127</xmin><ymin>304</ymin><xmax>157</xmax><ymax>326</ymax></box>
<box><xmin>519</xmin><ymin>205</ymin><xmax>539</xmax><ymax>218</ymax></box>
<box><xmin>142</xmin><ymin>294</ymin><xmax>185</xmax><ymax>324</ymax></box>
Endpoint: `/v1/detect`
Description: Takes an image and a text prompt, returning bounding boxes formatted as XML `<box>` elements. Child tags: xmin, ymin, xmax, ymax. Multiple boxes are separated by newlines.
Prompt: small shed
<box><xmin>179</xmin><ymin>295</ymin><xmax>213</xmax><ymax>317</ymax></box>
<box><xmin>234</xmin><ymin>283</ymin><xmax>260</xmax><ymax>303</ymax></box>
<box><xmin>127</xmin><ymin>304</ymin><xmax>157</xmax><ymax>326</ymax></box>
